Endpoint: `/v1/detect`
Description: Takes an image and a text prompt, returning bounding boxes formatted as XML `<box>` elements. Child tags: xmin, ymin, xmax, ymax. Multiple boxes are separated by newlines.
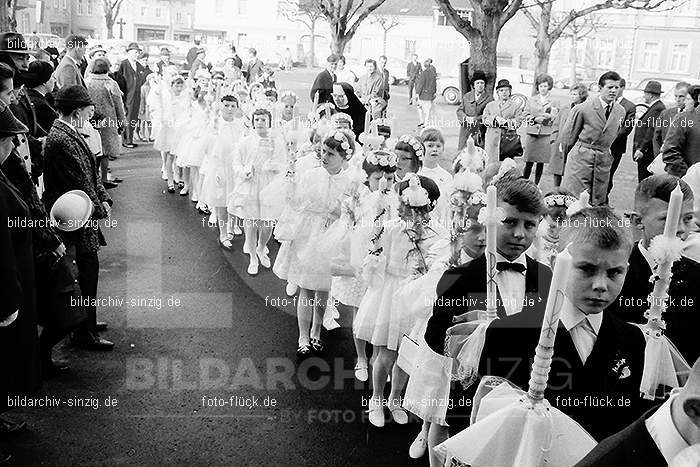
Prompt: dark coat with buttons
<box><xmin>10</xmin><ymin>87</ymin><xmax>46</xmax><ymax>181</ymax></box>
<box><xmin>43</xmin><ymin>119</ymin><xmax>112</xmax><ymax>254</ymax></box>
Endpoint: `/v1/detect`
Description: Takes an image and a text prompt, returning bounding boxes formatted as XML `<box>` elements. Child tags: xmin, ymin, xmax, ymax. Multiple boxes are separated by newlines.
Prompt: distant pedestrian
<box><xmin>116</xmin><ymin>42</ymin><xmax>148</xmax><ymax>148</ymax></box>
<box><xmin>54</xmin><ymin>34</ymin><xmax>88</xmax><ymax>89</ymax></box>
<box><xmin>359</xmin><ymin>58</ymin><xmax>384</xmax><ymax>106</ymax></box>
<box><xmin>414</xmin><ymin>59</ymin><xmax>437</xmax><ymax>128</ymax></box>
<box><xmin>606</xmin><ymin>78</ymin><xmax>636</xmax><ymax>201</ymax></box>
<box><xmin>522</xmin><ymin>73</ymin><xmax>559</xmax><ymax>186</ymax></box>
<box><xmin>550</xmin><ymin>83</ymin><xmax>588</xmax><ymax>186</ymax></box>
<box><xmin>186</xmin><ymin>38</ymin><xmax>202</xmax><ymax>70</ymax></box>
<box><xmin>632</xmin><ymin>80</ymin><xmax>665</xmax><ymax>182</ymax></box>
<box><xmin>662</xmin><ymin>85</ymin><xmax>700</xmax><ymax>177</ymax></box>
<box><xmin>406</xmin><ymin>54</ymin><xmax>421</xmax><ymax>104</ymax></box>
<box><xmin>456</xmin><ymin>70</ymin><xmax>492</xmax><ymax>149</ymax></box>
<box><xmin>653</xmin><ymin>81</ymin><xmax>690</xmax><ymax>156</ymax></box>
<box><xmin>244</xmin><ymin>48</ymin><xmax>264</xmax><ymax>84</ymax></box>
<box><xmin>310</xmin><ymin>54</ymin><xmax>338</xmax><ymax>104</ymax></box>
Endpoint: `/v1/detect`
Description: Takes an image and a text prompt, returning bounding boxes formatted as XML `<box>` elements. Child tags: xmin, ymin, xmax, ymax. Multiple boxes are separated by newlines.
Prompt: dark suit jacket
<box><xmin>43</xmin><ymin>120</ymin><xmax>111</xmax><ymax>254</ymax></box>
<box><xmin>424</xmin><ymin>254</ymin><xmax>552</xmax><ymax>354</ymax></box>
<box><xmin>611</xmin><ymin>97</ymin><xmax>636</xmax><ymax>156</ymax></box>
<box><xmin>10</xmin><ymin>88</ymin><xmax>46</xmax><ymax>181</ymax></box>
<box><xmin>633</xmin><ymin>100</ymin><xmax>666</xmax><ymax>165</ymax></box>
<box><xmin>117</xmin><ymin>59</ymin><xmax>148</xmax><ymax>120</ymax></box>
<box><xmin>231</xmin><ymin>54</ymin><xmax>243</xmax><ymax>70</ymax></box>
<box><xmin>476</xmin><ymin>306</ymin><xmax>650</xmax><ymax>441</ymax></box>
<box><xmin>415</xmin><ymin>66</ymin><xmax>437</xmax><ymax>101</ymax></box>
<box><xmin>574</xmin><ymin>406</ymin><xmax>666</xmax><ymax>467</ymax></box>
<box><xmin>662</xmin><ymin>108</ymin><xmax>700</xmax><ymax>177</ymax></box>
<box><xmin>24</xmin><ymin>88</ymin><xmax>58</xmax><ymax>136</ymax></box>
<box><xmin>406</xmin><ymin>61</ymin><xmax>422</xmax><ymax>80</ymax></box>
<box><xmin>380</xmin><ymin>68</ymin><xmax>390</xmax><ymax>101</ymax></box>
<box><xmin>653</xmin><ymin>106</ymin><xmax>682</xmax><ymax>156</ymax></box>
<box><xmin>310</xmin><ymin>69</ymin><xmax>336</xmax><ymax>104</ymax></box>
<box><xmin>608</xmin><ymin>243</ymin><xmax>700</xmax><ymax>363</ymax></box>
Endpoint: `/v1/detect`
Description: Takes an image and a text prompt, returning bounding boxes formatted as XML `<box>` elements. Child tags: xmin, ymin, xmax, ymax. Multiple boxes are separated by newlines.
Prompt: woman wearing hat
<box><xmin>43</xmin><ymin>85</ymin><xmax>114</xmax><ymax>351</ymax></box>
<box><xmin>482</xmin><ymin>78</ymin><xmax>524</xmax><ymax>161</ymax></box>
<box><xmin>0</xmin><ymin>104</ymin><xmax>40</xmax><ymax>455</ymax></box>
<box><xmin>457</xmin><ymin>70</ymin><xmax>493</xmax><ymax>150</ymax></box>
<box><xmin>522</xmin><ymin>73</ymin><xmax>559</xmax><ymax>185</ymax></box>
<box><xmin>86</xmin><ymin>58</ymin><xmax>127</xmax><ymax>187</ymax></box>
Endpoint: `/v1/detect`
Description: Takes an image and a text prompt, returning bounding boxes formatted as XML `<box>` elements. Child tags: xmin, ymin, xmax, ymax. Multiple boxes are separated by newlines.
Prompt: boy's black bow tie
<box><xmin>496</xmin><ymin>261</ymin><xmax>526</xmax><ymax>273</ymax></box>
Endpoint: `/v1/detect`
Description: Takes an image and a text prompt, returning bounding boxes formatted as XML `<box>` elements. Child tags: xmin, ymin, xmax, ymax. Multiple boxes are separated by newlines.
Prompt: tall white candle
<box><xmin>485</xmin><ymin>185</ymin><xmax>498</xmax><ymax>320</ymax></box>
<box><xmin>528</xmin><ymin>247</ymin><xmax>572</xmax><ymax>401</ymax></box>
<box><xmin>663</xmin><ymin>183</ymin><xmax>684</xmax><ymax>239</ymax></box>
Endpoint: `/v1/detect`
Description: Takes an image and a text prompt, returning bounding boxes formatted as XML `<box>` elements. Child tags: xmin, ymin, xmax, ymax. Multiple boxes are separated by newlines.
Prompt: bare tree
<box><xmin>311</xmin><ymin>0</ymin><xmax>388</xmax><ymax>55</ymax></box>
<box><xmin>0</xmin><ymin>1</ymin><xmax>11</xmax><ymax>31</ymax></box>
<box><xmin>522</xmin><ymin>0</ymin><xmax>684</xmax><ymax>89</ymax></box>
<box><xmin>561</xmin><ymin>16</ymin><xmax>603</xmax><ymax>88</ymax></box>
<box><xmin>103</xmin><ymin>0</ymin><xmax>126</xmax><ymax>39</ymax></box>
<box><xmin>280</xmin><ymin>0</ymin><xmax>325</xmax><ymax>67</ymax></box>
<box><xmin>435</xmin><ymin>0</ymin><xmax>524</xmax><ymax>94</ymax></box>
<box><xmin>370</xmin><ymin>14</ymin><xmax>401</xmax><ymax>57</ymax></box>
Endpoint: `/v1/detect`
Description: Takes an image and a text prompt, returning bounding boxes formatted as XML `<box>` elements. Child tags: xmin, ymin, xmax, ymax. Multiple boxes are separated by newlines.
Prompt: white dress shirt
<box><xmin>560</xmin><ymin>296</ymin><xmax>603</xmax><ymax>364</ymax></box>
<box><xmin>645</xmin><ymin>395</ymin><xmax>690</xmax><ymax>464</ymax></box>
<box><xmin>494</xmin><ymin>251</ymin><xmax>527</xmax><ymax>316</ymax></box>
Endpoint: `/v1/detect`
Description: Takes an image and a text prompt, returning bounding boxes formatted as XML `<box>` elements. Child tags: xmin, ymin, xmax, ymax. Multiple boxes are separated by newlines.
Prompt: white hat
<box><xmin>50</xmin><ymin>190</ymin><xmax>94</xmax><ymax>232</ymax></box>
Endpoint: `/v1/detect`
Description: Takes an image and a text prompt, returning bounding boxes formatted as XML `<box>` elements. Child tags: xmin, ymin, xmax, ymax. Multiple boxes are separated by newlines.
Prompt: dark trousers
<box><xmin>408</xmin><ymin>78</ymin><xmax>417</xmax><ymax>101</ymax></box>
<box><xmin>75</xmin><ymin>249</ymin><xmax>99</xmax><ymax>331</ymax></box>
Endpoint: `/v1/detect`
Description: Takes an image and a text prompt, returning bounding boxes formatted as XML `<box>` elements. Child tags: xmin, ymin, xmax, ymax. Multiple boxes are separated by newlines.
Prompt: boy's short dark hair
<box><xmin>171</xmin><ymin>76</ymin><xmax>184</xmax><ymax>86</ymax></box>
<box><xmin>221</xmin><ymin>95</ymin><xmax>239</xmax><ymax>105</ymax></box>
<box><xmin>251</xmin><ymin>108</ymin><xmax>271</xmax><ymax>124</ymax></box>
<box><xmin>598</xmin><ymin>71</ymin><xmax>622</xmax><ymax>87</ymax></box>
<box><xmin>0</xmin><ymin>62</ymin><xmax>14</xmax><ymax>81</ymax></box>
<box><xmin>65</xmin><ymin>34</ymin><xmax>88</xmax><ymax>49</ymax></box>
<box><xmin>634</xmin><ymin>174</ymin><xmax>694</xmax><ymax>214</ymax></box>
<box><xmin>364</xmin><ymin>58</ymin><xmax>377</xmax><ymax>67</ymax></box>
<box><xmin>419</xmin><ymin>127</ymin><xmax>444</xmax><ymax>145</ymax></box>
<box><xmin>560</xmin><ymin>206</ymin><xmax>633</xmax><ymax>254</ymax></box>
<box><xmin>494</xmin><ymin>175</ymin><xmax>546</xmax><ymax>216</ymax></box>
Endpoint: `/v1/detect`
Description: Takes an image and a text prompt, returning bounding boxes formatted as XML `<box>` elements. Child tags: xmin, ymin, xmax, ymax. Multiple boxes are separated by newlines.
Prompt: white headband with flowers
<box><xmin>332</xmin><ymin>131</ymin><xmax>351</xmax><ymax>152</ymax></box>
<box><xmin>401</xmin><ymin>173</ymin><xmax>430</xmax><ymax>208</ymax></box>
<box><xmin>452</xmin><ymin>171</ymin><xmax>483</xmax><ymax>194</ymax></box>
<box><xmin>399</xmin><ymin>135</ymin><xmax>424</xmax><ymax>159</ymax></box>
<box><xmin>280</xmin><ymin>90</ymin><xmax>298</xmax><ymax>103</ymax></box>
<box><xmin>366</xmin><ymin>150</ymin><xmax>398</xmax><ymax>168</ymax></box>
<box><xmin>544</xmin><ymin>194</ymin><xmax>578</xmax><ymax>208</ymax></box>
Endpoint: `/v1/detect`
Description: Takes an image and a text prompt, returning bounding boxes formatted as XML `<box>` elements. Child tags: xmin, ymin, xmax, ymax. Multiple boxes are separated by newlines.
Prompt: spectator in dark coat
<box><xmin>230</xmin><ymin>46</ymin><xmax>243</xmax><ymax>69</ymax></box>
<box><xmin>632</xmin><ymin>80</ymin><xmax>665</xmax><ymax>182</ymax></box>
<box><xmin>607</xmin><ymin>78</ymin><xmax>636</xmax><ymax>200</ymax></box>
<box><xmin>414</xmin><ymin>59</ymin><xmax>437</xmax><ymax>128</ymax></box>
<box><xmin>653</xmin><ymin>81</ymin><xmax>690</xmax><ymax>156</ymax></box>
<box><xmin>0</xmin><ymin>104</ymin><xmax>40</xmax><ymax>463</ymax></box>
<box><xmin>43</xmin><ymin>85</ymin><xmax>114</xmax><ymax>351</ymax></box>
<box><xmin>663</xmin><ymin>85</ymin><xmax>700</xmax><ymax>177</ymax></box>
<box><xmin>406</xmin><ymin>54</ymin><xmax>422</xmax><ymax>103</ymax></box>
<box><xmin>457</xmin><ymin>70</ymin><xmax>493</xmax><ymax>149</ymax></box>
<box><xmin>186</xmin><ymin>38</ymin><xmax>202</xmax><ymax>70</ymax></box>
<box><xmin>21</xmin><ymin>59</ymin><xmax>58</xmax><ymax>134</ymax></box>
<box><xmin>116</xmin><ymin>42</ymin><xmax>148</xmax><ymax>148</ymax></box>
<box><xmin>310</xmin><ymin>54</ymin><xmax>338</xmax><ymax>104</ymax></box>
<box><xmin>244</xmin><ymin>48</ymin><xmax>264</xmax><ymax>84</ymax></box>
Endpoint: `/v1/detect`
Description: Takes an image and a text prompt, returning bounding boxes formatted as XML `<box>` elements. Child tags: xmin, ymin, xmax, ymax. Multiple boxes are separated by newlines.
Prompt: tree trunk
<box><xmin>105</xmin><ymin>11</ymin><xmax>114</xmax><ymax>39</ymax></box>
<box><xmin>309</xmin><ymin>21</ymin><xmax>316</xmax><ymax>68</ymax></box>
<box><xmin>533</xmin><ymin>43</ymin><xmax>551</xmax><ymax>95</ymax></box>
<box><xmin>570</xmin><ymin>31</ymin><xmax>578</xmax><ymax>88</ymax></box>
<box><xmin>330</xmin><ymin>34</ymin><xmax>347</xmax><ymax>55</ymax></box>
<box><xmin>0</xmin><ymin>1</ymin><xmax>10</xmax><ymax>32</ymax></box>
<box><xmin>467</xmin><ymin>18</ymin><xmax>499</xmax><ymax>97</ymax></box>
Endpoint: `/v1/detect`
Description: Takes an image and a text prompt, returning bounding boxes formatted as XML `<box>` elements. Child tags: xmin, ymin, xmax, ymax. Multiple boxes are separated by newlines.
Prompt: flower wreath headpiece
<box><xmin>332</xmin><ymin>131</ymin><xmax>352</xmax><ymax>153</ymax></box>
<box><xmin>401</xmin><ymin>173</ymin><xmax>431</xmax><ymax>208</ymax></box>
<box><xmin>331</xmin><ymin>112</ymin><xmax>354</xmax><ymax>125</ymax></box>
<box><xmin>452</xmin><ymin>171</ymin><xmax>483</xmax><ymax>194</ymax></box>
<box><xmin>399</xmin><ymin>134</ymin><xmax>425</xmax><ymax>159</ymax></box>
<box><xmin>366</xmin><ymin>150</ymin><xmax>398</xmax><ymax>168</ymax></box>
<box><xmin>544</xmin><ymin>194</ymin><xmax>578</xmax><ymax>209</ymax></box>
<box><xmin>280</xmin><ymin>90</ymin><xmax>298</xmax><ymax>103</ymax></box>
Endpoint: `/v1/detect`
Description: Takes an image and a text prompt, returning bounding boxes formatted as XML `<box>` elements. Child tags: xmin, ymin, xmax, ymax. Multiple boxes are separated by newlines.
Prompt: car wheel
<box><xmin>443</xmin><ymin>87</ymin><xmax>460</xmax><ymax>105</ymax></box>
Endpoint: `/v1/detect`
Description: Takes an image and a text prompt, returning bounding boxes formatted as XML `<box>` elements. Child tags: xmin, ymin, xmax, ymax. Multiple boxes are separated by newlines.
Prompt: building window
<box><xmin>77</xmin><ymin>0</ymin><xmax>84</xmax><ymax>15</ymax></box>
<box><xmin>597</xmin><ymin>39</ymin><xmax>615</xmax><ymax>67</ymax></box>
<box><xmin>87</xmin><ymin>0</ymin><xmax>93</xmax><ymax>15</ymax></box>
<box><xmin>53</xmin><ymin>0</ymin><xmax>58</xmax><ymax>8</ymax></box>
<box><xmin>215</xmin><ymin>0</ymin><xmax>223</xmax><ymax>13</ymax></box>
<box><xmin>155</xmin><ymin>7</ymin><xmax>161</xmax><ymax>17</ymax></box>
<box><xmin>640</xmin><ymin>41</ymin><xmax>660</xmax><ymax>71</ymax></box>
<box><xmin>238</xmin><ymin>0</ymin><xmax>247</xmax><ymax>15</ymax></box>
<box><xmin>21</xmin><ymin>12</ymin><xmax>30</xmax><ymax>32</ymax></box>
<box><xmin>61</xmin><ymin>0</ymin><xmax>66</xmax><ymax>9</ymax></box>
<box><xmin>276</xmin><ymin>35</ymin><xmax>286</xmax><ymax>41</ymax></box>
<box><xmin>345</xmin><ymin>41</ymin><xmax>352</xmax><ymax>54</ymax></box>
<box><xmin>404</xmin><ymin>40</ymin><xmax>416</xmax><ymax>61</ymax></box>
<box><xmin>176</xmin><ymin>12</ymin><xmax>182</xmax><ymax>23</ymax></box>
<box><xmin>434</xmin><ymin>11</ymin><xmax>448</xmax><ymax>27</ymax></box>
<box><xmin>141</xmin><ymin>7</ymin><xmax>146</xmax><ymax>16</ymax></box>
<box><xmin>670</xmin><ymin>43</ymin><xmax>690</xmax><ymax>73</ymax></box>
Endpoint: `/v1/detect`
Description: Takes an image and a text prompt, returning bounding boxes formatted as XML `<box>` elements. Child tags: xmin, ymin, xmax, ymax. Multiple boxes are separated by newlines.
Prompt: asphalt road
<box><xmin>1</xmin><ymin>68</ymin><xmax>641</xmax><ymax>466</ymax></box>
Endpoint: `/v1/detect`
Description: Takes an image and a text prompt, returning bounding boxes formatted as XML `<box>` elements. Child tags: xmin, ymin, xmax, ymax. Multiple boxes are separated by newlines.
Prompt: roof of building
<box><xmin>375</xmin><ymin>0</ymin><xmax>471</xmax><ymax>17</ymax></box>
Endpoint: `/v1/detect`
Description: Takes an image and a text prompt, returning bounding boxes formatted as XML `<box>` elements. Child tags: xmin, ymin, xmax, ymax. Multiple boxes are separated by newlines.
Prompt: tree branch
<box><xmin>521</xmin><ymin>6</ymin><xmax>540</xmax><ymax>31</ymax></box>
<box><xmin>503</xmin><ymin>0</ymin><xmax>525</xmax><ymax>24</ymax></box>
<box><xmin>346</xmin><ymin>0</ymin><xmax>386</xmax><ymax>39</ymax></box>
<box><xmin>434</xmin><ymin>0</ymin><xmax>477</xmax><ymax>39</ymax></box>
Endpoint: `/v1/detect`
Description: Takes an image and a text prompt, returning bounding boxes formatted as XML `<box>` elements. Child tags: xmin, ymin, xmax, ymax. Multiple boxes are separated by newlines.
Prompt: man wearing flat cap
<box><xmin>43</xmin><ymin>85</ymin><xmax>114</xmax><ymax>351</ymax></box>
<box><xmin>457</xmin><ymin>70</ymin><xmax>493</xmax><ymax>150</ymax></box>
<box><xmin>310</xmin><ymin>54</ymin><xmax>338</xmax><ymax>104</ymax></box>
<box><xmin>116</xmin><ymin>42</ymin><xmax>148</xmax><ymax>148</ymax></box>
<box><xmin>632</xmin><ymin>80</ymin><xmax>665</xmax><ymax>182</ymax></box>
<box><xmin>54</xmin><ymin>34</ymin><xmax>88</xmax><ymax>89</ymax></box>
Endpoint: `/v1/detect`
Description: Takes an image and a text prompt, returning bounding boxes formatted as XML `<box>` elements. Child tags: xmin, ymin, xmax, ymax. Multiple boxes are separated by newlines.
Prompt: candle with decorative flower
<box><xmin>485</xmin><ymin>184</ymin><xmax>498</xmax><ymax>320</ymax></box>
<box><xmin>364</xmin><ymin>110</ymin><xmax>371</xmax><ymax>137</ymax></box>
<box><xmin>527</xmin><ymin>247</ymin><xmax>572</xmax><ymax>401</ymax></box>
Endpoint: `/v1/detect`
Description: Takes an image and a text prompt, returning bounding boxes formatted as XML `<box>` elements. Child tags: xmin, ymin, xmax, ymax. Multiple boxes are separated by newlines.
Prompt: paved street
<box><xmin>1</xmin><ymin>68</ymin><xmax>641</xmax><ymax>465</ymax></box>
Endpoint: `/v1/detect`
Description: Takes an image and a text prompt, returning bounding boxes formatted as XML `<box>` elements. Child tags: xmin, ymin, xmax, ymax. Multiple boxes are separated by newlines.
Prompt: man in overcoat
<box><xmin>116</xmin><ymin>42</ymin><xmax>148</xmax><ymax>148</ymax></box>
<box><xmin>53</xmin><ymin>34</ymin><xmax>87</xmax><ymax>89</ymax></box>
<box><xmin>561</xmin><ymin>71</ymin><xmax>625</xmax><ymax>205</ymax></box>
<box><xmin>457</xmin><ymin>70</ymin><xmax>493</xmax><ymax>149</ymax></box>
<box><xmin>632</xmin><ymin>80</ymin><xmax>666</xmax><ymax>182</ymax></box>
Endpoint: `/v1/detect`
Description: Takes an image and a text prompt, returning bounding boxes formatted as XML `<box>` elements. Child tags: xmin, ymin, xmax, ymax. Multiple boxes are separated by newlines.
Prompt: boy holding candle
<box><xmin>423</xmin><ymin>175</ymin><xmax>553</xmax><ymax>449</ymax></box>
<box><xmin>609</xmin><ymin>174</ymin><xmax>700</xmax><ymax>364</ymax></box>
<box><xmin>469</xmin><ymin>207</ymin><xmax>650</xmax><ymax>441</ymax></box>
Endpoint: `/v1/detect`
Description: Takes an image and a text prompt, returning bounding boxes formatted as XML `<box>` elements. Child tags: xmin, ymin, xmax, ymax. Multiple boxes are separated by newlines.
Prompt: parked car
<box><xmin>141</xmin><ymin>40</ymin><xmax>190</xmax><ymax>68</ymax></box>
<box><xmin>437</xmin><ymin>66</ymin><xmax>534</xmax><ymax>105</ymax></box>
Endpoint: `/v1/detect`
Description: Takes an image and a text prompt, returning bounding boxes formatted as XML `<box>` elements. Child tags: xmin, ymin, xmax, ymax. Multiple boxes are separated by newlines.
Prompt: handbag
<box><xmin>37</xmin><ymin>246</ymin><xmax>88</xmax><ymax>330</ymax></box>
<box><xmin>397</xmin><ymin>333</ymin><xmax>420</xmax><ymax>375</ymax></box>
<box><xmin>499</xmin><ymin>129</ymin><xmax>523</xmax><ymax>160</ymax></box>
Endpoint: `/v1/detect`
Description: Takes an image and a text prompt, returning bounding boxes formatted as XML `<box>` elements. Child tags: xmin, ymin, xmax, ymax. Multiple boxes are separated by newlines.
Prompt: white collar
<box><xmin>637</xmin><ymin>241</ymin><xmax>655</xmax><ymax>270</ymax></box>
<box><xmin>616</xmin><ymin>96</ymin><xmax>624</xmax><ymax>103</ymax></box>
<box><xmin>600</xmin><ymin>96</ymin><xmax>612</xmax><ymax>109</ymax></box>
<box><xmin>645</xmin><ymin>395</ymin><xmax>690</xmax><ymax>464</ymax></box>
<box><xmin>559</xmin><ymin>296</ymin><xmax>603</xmax><ymax>335</ymax></box>
<box><xmin>495</xmin><ymin>250</ymin><xmax>528</xmax><ymax>272</ymax></box>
